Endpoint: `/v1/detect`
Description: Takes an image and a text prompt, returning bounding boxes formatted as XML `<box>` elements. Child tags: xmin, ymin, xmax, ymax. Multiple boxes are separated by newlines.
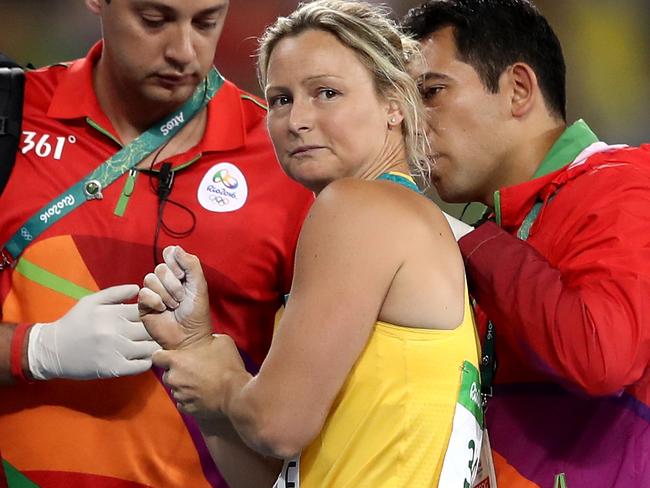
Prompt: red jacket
<box><xmin>460</xmin><ymin>142</ymin><xmax>650</xmax><ymax>487</ymax></box>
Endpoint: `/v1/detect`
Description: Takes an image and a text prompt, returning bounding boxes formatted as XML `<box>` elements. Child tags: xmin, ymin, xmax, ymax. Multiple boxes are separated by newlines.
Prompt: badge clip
<box><xmin>84</xmin><ymin>180</ymin><xmax>104</xmax><ymax>200</ymax></box>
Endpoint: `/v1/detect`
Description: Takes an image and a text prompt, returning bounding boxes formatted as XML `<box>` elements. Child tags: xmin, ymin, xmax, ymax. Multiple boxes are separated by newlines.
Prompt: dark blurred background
<box><xmin>2</xmin><ymin>0</ymin><xmax>648</xmax><ymax>214</ymax></box>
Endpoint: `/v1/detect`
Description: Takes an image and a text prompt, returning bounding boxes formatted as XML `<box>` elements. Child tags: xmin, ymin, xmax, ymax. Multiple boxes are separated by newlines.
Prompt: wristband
<box><xmin>10</xmin><ymin>323</ymin><xmax>33</xmax><ymax>382</ymax></box>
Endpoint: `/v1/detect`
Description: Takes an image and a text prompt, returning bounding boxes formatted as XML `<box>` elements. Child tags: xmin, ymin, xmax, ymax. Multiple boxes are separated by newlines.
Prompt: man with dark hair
<box><xmin>0</xmin><ymin>0</ymin><xmax>311</xmax><ymax>486</ymax></box>
<box><xmin>403</xmin><ymin>0</ymin><xmax>650</xmax><ymax>486</ymax></box>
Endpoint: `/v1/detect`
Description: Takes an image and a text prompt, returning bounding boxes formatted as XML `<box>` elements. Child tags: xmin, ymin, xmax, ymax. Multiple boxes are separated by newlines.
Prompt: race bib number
<box><xmin>472</xmin><ymin>429</ymin><xmax>497</xmax><ymax>488</ymax></box>
<box><xmin>438</xmin><ymin>361</ymin><xmax>485</xmax><ymax>487</ymax></box>
<box><xmin>274</xmin><ymin>455</ymin><xmax>300</xmax><ymax>488</ymax></box>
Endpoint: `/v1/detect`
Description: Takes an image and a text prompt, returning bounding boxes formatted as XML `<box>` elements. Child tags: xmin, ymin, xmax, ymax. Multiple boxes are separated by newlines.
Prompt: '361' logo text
<box><xmin>21</xmin><ymin>131</ymin><xmax>77</xmax><ymax>160</ymax></box>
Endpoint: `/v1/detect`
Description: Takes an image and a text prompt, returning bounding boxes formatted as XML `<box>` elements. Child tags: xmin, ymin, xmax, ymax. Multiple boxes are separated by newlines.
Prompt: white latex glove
<box><xmin>442</xmin><ymin>211</ymin><xmax>474</xmax><ymax>241</ymax></box>
<box><xmin>28</xmin><ymin>284</ymin><xmax>161</xmax><ymax>380</ymax></box>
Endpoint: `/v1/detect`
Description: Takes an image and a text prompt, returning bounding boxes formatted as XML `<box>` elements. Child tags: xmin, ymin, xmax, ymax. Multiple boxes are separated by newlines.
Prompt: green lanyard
<box><xmin>554</xmin><ymin>473</ymin><xmax>568</xmax><ymax>488</ymax></box>
<box><xmin>480</xmin><ymin>319</ymin><xmax>496</xmax><ymax>404</ymax></box>
<box><xmin>479</xmin><ymin>183</ymin><xmax>556</xmax><ymax>384</ymax></box>
<box><xmin>1</xmin><ymin>68</ymin><xmax>224</xmax><ymax>269</ymax></box>
<box><xmin>517</xmin><ymin>200</ymin><xmax>545</xmax><ymax>240</ymax></box>
<box><xmin>480</xmin><ymin>201</ymin><xmax>543</xmax><ymax>401</ymax></box>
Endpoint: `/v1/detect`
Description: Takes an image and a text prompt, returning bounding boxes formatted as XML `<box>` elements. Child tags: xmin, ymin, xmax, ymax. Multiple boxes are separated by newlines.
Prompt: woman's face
<box><xmin>265</xmin><ymin>29</ymin><xmax>396</xmax><ymax>194</ymax></box>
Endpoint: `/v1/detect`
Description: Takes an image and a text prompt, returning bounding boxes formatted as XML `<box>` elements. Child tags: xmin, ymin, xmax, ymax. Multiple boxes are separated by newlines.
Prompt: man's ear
<box><xmin>85</xmin><ymin>0</ymin><xmax>103</xmax><ymax>15</ymax></box>
<box><xmin>506</xmin><ymin>62</ymin><xmax>538</xmax><ymax>118</ymax></box>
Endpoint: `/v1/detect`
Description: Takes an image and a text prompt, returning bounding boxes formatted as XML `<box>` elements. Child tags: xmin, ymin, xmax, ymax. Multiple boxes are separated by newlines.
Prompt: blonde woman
<box><xmin>139</xmin><ymin>1</ymin><xmax>482</xmax><ymax>486</ymax></box>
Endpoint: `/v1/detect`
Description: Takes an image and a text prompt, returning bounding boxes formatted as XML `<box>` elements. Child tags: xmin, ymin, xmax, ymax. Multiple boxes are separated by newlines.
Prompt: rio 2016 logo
<box><xmin>199</xmin><ymin>162</ymin><xmax>248</xmax><ymax>213</ymax></box>
<box><xmin>212</xmin><ymin>169</ymin><xmax>239</xmax><ymax>189</ymax></box>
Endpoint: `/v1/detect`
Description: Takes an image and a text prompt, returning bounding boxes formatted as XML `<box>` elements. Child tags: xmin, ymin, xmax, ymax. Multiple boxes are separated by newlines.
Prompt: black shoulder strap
<box><xmin>0</xmin><ymin>52</ymin><xmax>25</xmax><ymax>197</ymax></box>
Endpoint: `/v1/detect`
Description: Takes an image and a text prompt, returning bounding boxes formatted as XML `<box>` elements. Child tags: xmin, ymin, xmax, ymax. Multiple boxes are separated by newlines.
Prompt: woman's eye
<box><xmin>269</xmin><ymin>95</ymin><xmax>291</xmax><ymax>108</ymax></box>
<box><xmin>318</xmin><ymin>88</ymin><xmax>339</xmax><ymax>100</ymax></box>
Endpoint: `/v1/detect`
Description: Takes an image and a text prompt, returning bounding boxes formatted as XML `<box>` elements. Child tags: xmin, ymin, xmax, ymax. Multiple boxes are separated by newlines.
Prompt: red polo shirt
<box><xmin>0</xmin><ymin>42</ymin><xmax>312</xmax><ymax>487</ymax></box>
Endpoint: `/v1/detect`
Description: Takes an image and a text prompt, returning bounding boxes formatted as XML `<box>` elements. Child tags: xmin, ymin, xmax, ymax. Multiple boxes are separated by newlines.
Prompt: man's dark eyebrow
<box><xmin>196</xmin><ymin>4</ymin><xmax>227</xmax><ymax>17</ymax></box>
<box><xmin>131</xmin><ymin>1</ymin><xmax>227</xmax><ymax>16</ymax></box>
<box><xmin>132</xmin><ymin>1</ymin><xmax>174</xmax><ymax>15</ymax></box>
<box><xmin>416</xmin><ymin>72</ymin><xmax>453</xmax><ymax>85</ymax></box>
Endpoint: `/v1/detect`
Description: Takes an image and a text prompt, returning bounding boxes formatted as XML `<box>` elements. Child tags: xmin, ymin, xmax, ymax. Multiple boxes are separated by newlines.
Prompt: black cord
<box><xmin>147</xmin><ymin>79</ymin><xmax>208</xmax><ymax>265</ymax></box>
<box><xmin>146</xmin><ymin>158</ymin><xmax>198</xmax><ymax>266</ymax></box>
<box><xmin>459</xmin><ymin>202</ymin><xmax>472</xmax><ymax>221</ymax></box>
<box><xmin>149</xmin><ymin>172</ymin><xmax>197</xmax><ymax>266</ymax></box>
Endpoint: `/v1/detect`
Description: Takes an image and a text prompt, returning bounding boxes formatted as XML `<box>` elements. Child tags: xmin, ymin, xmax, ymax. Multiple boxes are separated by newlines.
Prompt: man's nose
<box><xmin>164</xmin><ymin>23</ymin><xmax>195</xmax><ymax>69</ymax></box>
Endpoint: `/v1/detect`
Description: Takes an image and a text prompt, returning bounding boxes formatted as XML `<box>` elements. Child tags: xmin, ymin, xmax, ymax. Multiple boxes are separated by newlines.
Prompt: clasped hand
<box><xmin>138</xmin><ymin>245</ymin><xmax>213</xmax><ymax>350</ymax></box>
<box><xmin>138</xmin><ymin>245</ymin><xmax>247</xmax><ymax>419</ymax></box>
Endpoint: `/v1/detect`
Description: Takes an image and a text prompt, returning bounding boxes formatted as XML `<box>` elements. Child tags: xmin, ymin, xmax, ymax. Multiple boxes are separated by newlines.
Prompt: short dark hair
<box><xmin>402</xmin><ymin>0</ymin><xmax>566</xmax><ymax>120</ymax></box>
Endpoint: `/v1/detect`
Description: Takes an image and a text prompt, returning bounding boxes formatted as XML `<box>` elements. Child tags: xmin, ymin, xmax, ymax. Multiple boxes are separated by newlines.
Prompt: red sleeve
<box><xmin>459</xmin><ymin>168</ymin><xmax>650</xmax><ymax>396</ymax></box>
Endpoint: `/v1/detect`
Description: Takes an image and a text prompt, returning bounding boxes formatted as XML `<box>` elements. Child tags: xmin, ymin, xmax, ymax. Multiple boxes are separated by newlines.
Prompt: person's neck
<box><xmin>311</xmin><ymin>159</ymin><xmax>410</xmax><ymax>197</ymax></box>
<box><xmin>359</xmin><ymin>136</ymin><xmax>411</xmax><ymax>182</ymax></box>
<box><xmin>92</xmin><ymin>59</ymin><xmax>208</xmax><ymax>167</ymax></box>
<box><xmin>363</xmin><ymin>160</ymin><xmax>411</xmax><ymax>182</ymax></box>
<box><xmin>483</xmin><ymin>119</ymin><xmax>566</xmax><ymax>208</ymax></box>
<box><xmin>93</xmin><ymin>58</ymin><xmax>181</xmax><ymax>145</ymax></box>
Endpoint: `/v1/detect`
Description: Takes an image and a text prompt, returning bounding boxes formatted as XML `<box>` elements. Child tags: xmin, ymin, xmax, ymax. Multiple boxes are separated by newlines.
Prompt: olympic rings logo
<box><xmin>20</xmin><ymin>227</ymin><xmax>33</xmax><ymax>241</ymax></box>
<box><xmin>212</xmin><ymin>169</ymin><xmax>239</xmax><ymax>189</ymax></box>
<box><xmin>209</xmin><ymin>194</ymin><xmax>230</xmax><ymax>206</ymax></box>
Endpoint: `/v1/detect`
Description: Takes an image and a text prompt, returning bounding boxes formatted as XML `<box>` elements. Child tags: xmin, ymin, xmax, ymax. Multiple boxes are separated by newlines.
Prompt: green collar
<box><xmin>532</xmin><ymin>119</ymin><xmax>599</xmax><ymax>179</ymax></box>
<box><xmin>494</xmin><ymin>119</ymin><xmax>599</xmax><ymax>225</ymax></box>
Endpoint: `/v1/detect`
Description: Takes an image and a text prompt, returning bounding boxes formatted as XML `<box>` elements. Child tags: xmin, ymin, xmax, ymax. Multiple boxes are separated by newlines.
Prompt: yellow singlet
<box><xmin>275</xmin><ymin>286</ymin><xmax>481</xmax><ymax>487</ymax></box>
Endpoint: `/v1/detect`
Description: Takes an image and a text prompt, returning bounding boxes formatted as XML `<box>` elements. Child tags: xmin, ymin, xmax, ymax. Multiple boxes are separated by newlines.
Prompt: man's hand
<box><xmin>28</xmin><ymin>284</ymin><xmax>160</xmax><ymax>380</ymax></box>
<box><xmin>139</xmin><ymin>246</ymin><xmax>212</xmax><ymax>350</ymax></box>
<box><xmin>442</xmin><ymin>211</ymin><xmax>474</xmax><ymax>241</ymax></box>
